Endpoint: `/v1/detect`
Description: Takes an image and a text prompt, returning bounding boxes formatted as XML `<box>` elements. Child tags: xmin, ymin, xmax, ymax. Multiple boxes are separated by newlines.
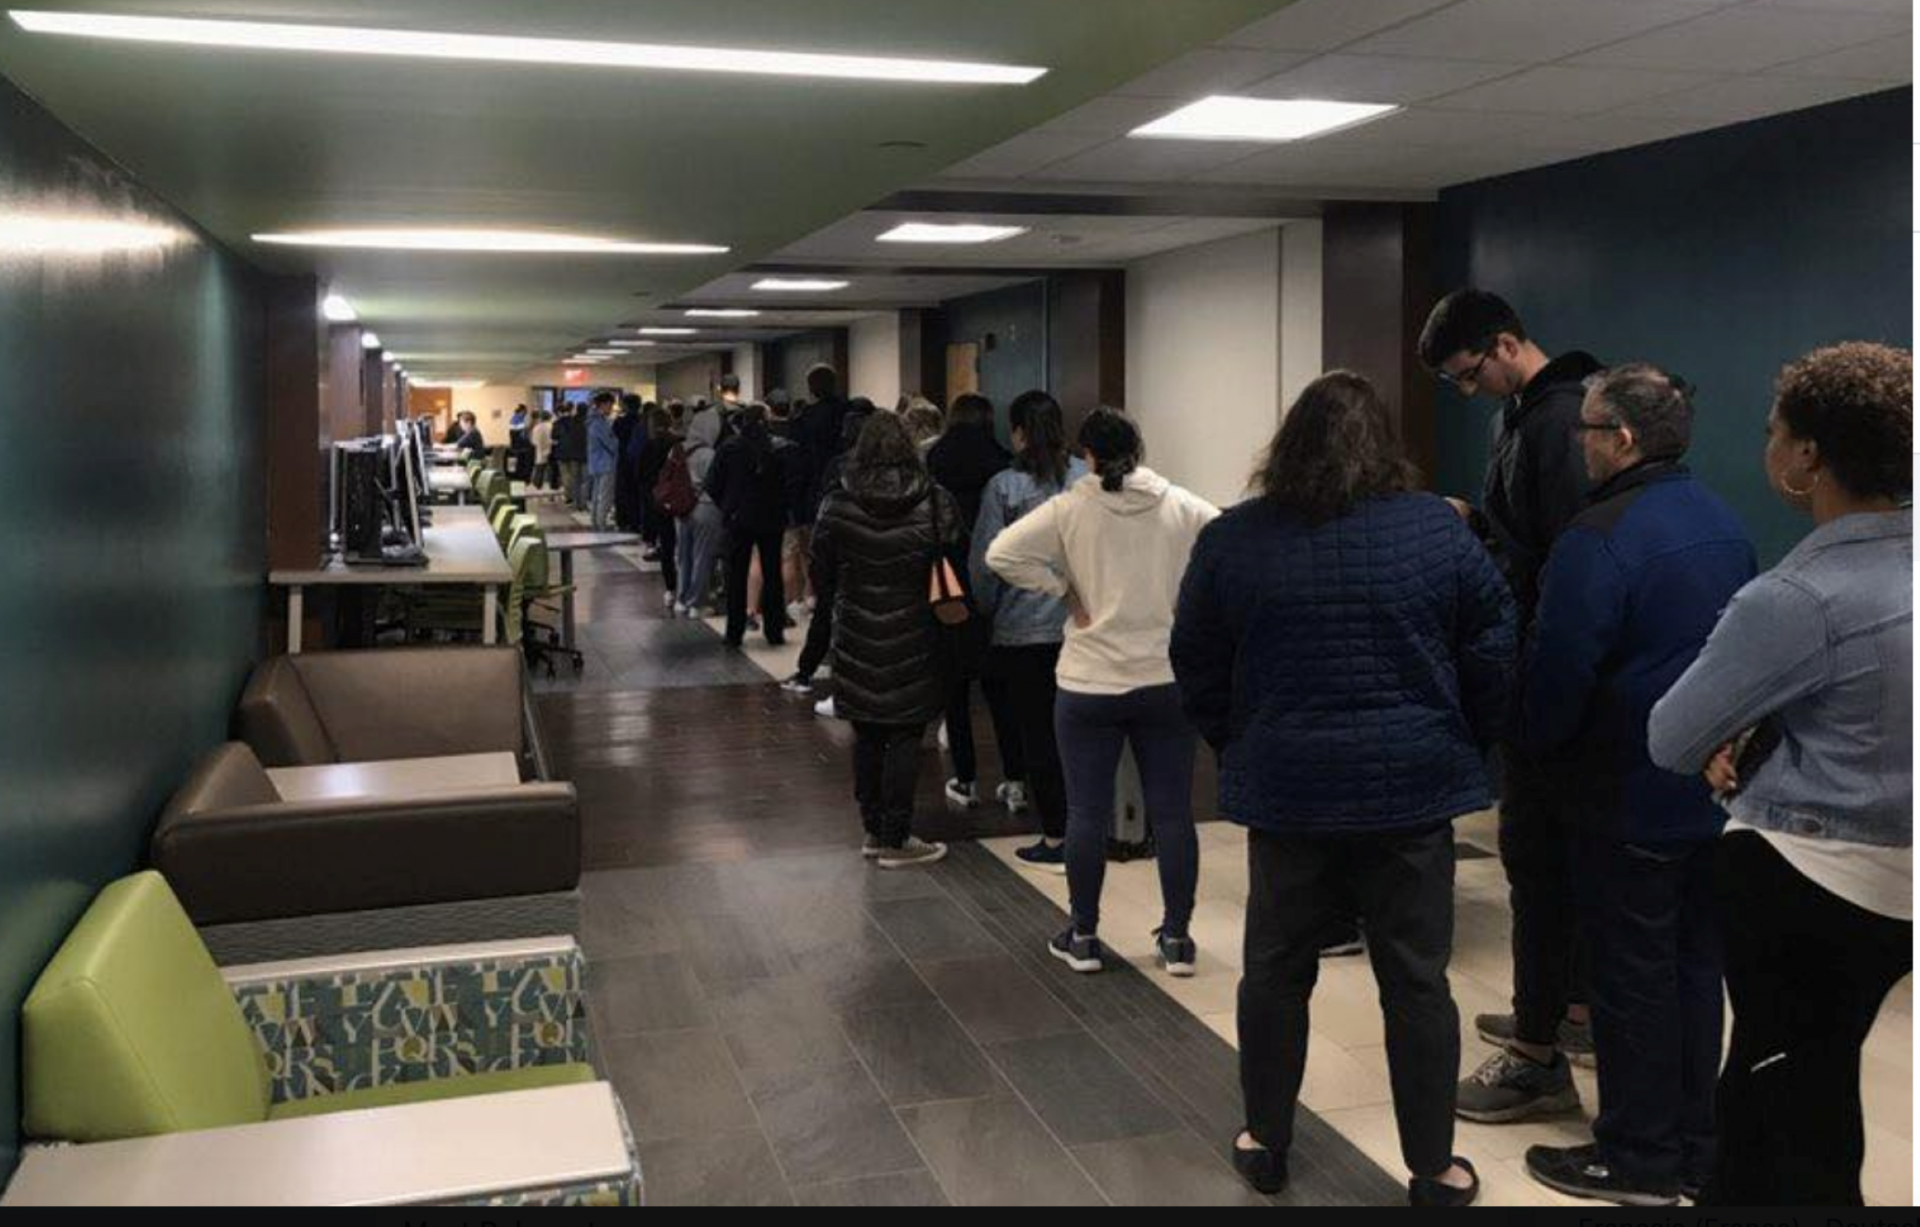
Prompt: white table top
<box><xmin>267</xmin><ymin>752</ymin><xmax>523</xmax><ymax>803</ymax></box>
<box><xmin>2</xmin><ymin>1083</ymin><xmax>631</xmax><ymax>1207</ymax></box>
<box><xmin>269</xmin><ymin>507</ymin><xmax>511</xmax><ymax>588</ymax></box>
<box><xmin>429</xmin><ymin>469</ymin><xmax>471</xmax><ymax>493</ymax></box>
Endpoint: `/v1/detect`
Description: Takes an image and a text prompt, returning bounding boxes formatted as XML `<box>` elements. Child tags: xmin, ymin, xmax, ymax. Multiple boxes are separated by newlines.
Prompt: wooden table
<box><xmin>543</xmin><ymin>531</ymin><xmax>642</xmax><ymax>648</ymax></box>
<box><xmin>269</xmin><ymin>506</ymin><xmax>513</xmax><ymax>653</ymax></box>
<box><xmin>267</xmin><ymin>752</ymin><xmax>522</xmax><ymax>802</ymax></box>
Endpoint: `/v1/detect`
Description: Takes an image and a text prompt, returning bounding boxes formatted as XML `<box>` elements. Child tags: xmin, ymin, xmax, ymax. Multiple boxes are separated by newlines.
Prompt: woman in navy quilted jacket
<box><xmin>1172</xmin><ymin>371</ymin><xmax>1516</xmax><ymax>1208</ymax></box>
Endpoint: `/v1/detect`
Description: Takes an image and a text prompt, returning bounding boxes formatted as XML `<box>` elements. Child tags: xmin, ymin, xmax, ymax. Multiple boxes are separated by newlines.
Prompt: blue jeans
<box><xmin>1055</xmin><ymin>683</ymin><xmax>1198</xmax><ymax>938</ymax></box>
<box><xmin>590</xmin><ymin>472</ymin><xmax>616</xmax><ymax>531</ymax></box>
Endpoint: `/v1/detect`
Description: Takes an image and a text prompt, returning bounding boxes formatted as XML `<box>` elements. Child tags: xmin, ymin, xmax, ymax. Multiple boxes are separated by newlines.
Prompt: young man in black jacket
<box><xmin>1419</xmin><ymin>288</ymin><xmax>1603</xmax><ymax>1123</ymax></box>
<box><xmin>706</xmin><ymin>402</ymin><xmax>799</xmax><ymax>648</ymax></box>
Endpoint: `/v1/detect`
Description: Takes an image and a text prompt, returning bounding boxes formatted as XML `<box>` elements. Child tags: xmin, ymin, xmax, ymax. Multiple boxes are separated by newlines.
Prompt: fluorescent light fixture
<box><xmin>361</xmin><ymin>331</ymin><xmax>381</xmax><ymax>349</ymax></box>
<box><xmin>1131</xmin><ymin>96</ymin><xmax>1397</xmax><ymax>143</ymax></box>
<box><xmin>878</xmin><ymin>222</ymin><xmax>1027</xmax><ymax>245</ymax></box>
<box><xmin>605</xmin><ymin>340</ymin><xmax>657</xmax><ymax>348</ymax></box>
<box><xmin>9</xmin><ymin>11</ymin><xmax>1047</xmax><ymax>85</ymax></box>
<box><xmin>753</xmin><ymin>278</ymin><xmax>849</xmax><ymax>293</ymax></box>
<box><xmin>685</xmin><ymin>309</ymin><xmax>760</xmax><ymax>319</ymax></box>
<box><xmin>322</xmin><ymin>294</ymin><xmax>357</xmax><ymax>322</ymax></box>
<box><xmin>413</xmin><ymin>379</ymin><xmax>487</xmax><ymax>389</ymax></box>
<box><xmin>639</xmin><ymin>327</ymin><xmax>697</xmax><ymax>336</ymax></box>
<box><xmin>0</xmin><ymin>211</ymin><xmax>182</xmax><ymax>254</ymax></box>
<box><xmin>254</xmin><ymin>228</ymin><xmax>725</xmax><ymax>255</ymax></box>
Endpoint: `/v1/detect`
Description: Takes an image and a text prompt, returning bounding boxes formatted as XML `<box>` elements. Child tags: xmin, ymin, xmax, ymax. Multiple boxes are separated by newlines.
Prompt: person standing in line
<box><xmin>811</xmin><ymin>412</ymin><xmax>964</xmax><ymax>869</ymax></box>
<box><xmin>1418</xmin><ymin>288</ymin><xmax>1605</xmax><ymax>1119</ymax></box>
<box><xmin>783</xmin><ymin>400</ymin><xmax>878</xmax><ymax>698</ymax></box>
<box><xmin>767</xmin><ymin>388</ymin><xmax>813</xmax><ymax>624</ymax></box>
<box><xmin>614</xmin><ymin>393</ymin><xmax>645</xmax><ymax>532</ymax></box>
<box><xmin>1173</xmin><ymin>371</ymin><xmax>1511</xmax><ymax>1208</ymax></box>
<box><xmin>1650</xmin><ymin>343</ymin><xmax>1912</xmax><ymax>1207</ymax></box>
<box><xmin>673</xmin><ymin>401</ymin><xmax>726</xmax><ymax>618</ymax></box>
<box><xmin>587</xmin><ymin>391</ymin><xmax>620</xmax><ymax>531</ymax></box>
<box><xmin>970</xmin><ymin>390</ymin><xmax>1087</xmax><ymax>872</ymax></box>
<box><xmin>988</xmin><ymin>407</ymin><xmax>1219</xmax><ymax>979</ymax></box>
<box><xmin>508</xmin><ymin>403</ymin><xmax>532</xmax><ymax>480</ymax></box>
<box><xmin>634</xmin><ymin>404</ymin><xmax>681</xmax><ymax>607</ymax></box>
<box><xmin>928</xmin><ymin>393</ymin><xmax>1015</xmax><ymax>810</ymax></box>
<box><xmin>1515</xmin><ymin>366</ymin><xmax>1756</xmax><ymax>1207</ymax></box>
<box><xmin>529</xmin><ymin>408</ymin><xmax>555</xmax><ymax>489</ymax></box>
<box><xmin>553</xmin><ymin>401</ymin><xmax>588</xmax><ymax>510</ymax></box>
<box><xmin>707</xmin><ymin>402</ymin><xmax>796</xmax><ymax>648</ymax></box>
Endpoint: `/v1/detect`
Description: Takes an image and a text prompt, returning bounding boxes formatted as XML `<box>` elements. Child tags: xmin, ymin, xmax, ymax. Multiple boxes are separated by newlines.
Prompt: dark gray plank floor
<box><xmin>536</xmin><ymin>504</ymin><xmax>1405</xmax><ymax>1207</ymax></box>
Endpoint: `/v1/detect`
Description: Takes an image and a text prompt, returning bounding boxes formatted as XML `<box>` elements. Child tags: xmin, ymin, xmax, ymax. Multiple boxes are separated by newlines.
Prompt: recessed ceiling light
<box><xmin>1131</xmin><ymin>96</ymin><xmax>1397</xmax><ymax>143</ymax></box>
<box><xmin>254</xmin><ymin>228</ymin><xmax>726</xmax><ymax>255</ymax></box>
<box><xmin>878</xmin><ymin>222</ymin><xmax>1027</xmax><ymax>245</ymax></box>
<box><xmin>0</xmin><ymin>211</ymin><xmax>182</xmax><ymax>254</ymax></box>
<box><xmin>685</xmin><ymin>309</ymin><xmax>761</xmax><ymax>319</ymax></box>
<box><xmin>9</xmin><ymin>11</ymin><xmax>1047</xmax><ymax>85</ymax></box>
<box><xmin>639</xmin><ymin>327</ymin><xmax>699</xmax><ymax>336</ymax></box>
<box><xmin>360</xmin><ymin>331</ymin><xmax>382</xmax><ymax>349</ymax></box>
<box><xmin>322</xmin><ymin>294</ymin><xmax>356</xmax><ymax>322</ymax></box>
<box><xmin>753</xmin><ymin>278</ymin><xmax>849</xmax><ymax>293</ymax></box>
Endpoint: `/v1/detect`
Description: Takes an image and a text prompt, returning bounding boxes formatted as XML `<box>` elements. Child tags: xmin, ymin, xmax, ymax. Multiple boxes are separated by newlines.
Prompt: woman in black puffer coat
<box><xmin>811</xmin><ymin>412</ymin><xmax>965</xmax><ymax>869</ymax></box>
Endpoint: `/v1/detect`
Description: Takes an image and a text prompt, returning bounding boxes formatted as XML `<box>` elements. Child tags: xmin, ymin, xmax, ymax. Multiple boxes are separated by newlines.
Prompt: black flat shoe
<box><xmin>1232</xmin><ymin>1137</ymin><xmax>1288</xmax><ymax>1195</ymax></box>
<box><xmin>1410</xmin><ymin>1156</ymin><xmax>1480</xmax><ymax>1207</ymax></box>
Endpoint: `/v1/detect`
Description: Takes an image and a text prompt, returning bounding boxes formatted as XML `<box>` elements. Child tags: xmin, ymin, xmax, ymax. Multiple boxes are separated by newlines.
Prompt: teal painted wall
<box><xmin>945</xmin><ymin>280</ymin><xmax>1048</xmax><ymax>443</ymax></box>
<box><xmin>1434</xmin><ymin>88</ymin><xmax>1911</xmax><ymax>566</ymax></box>
<box><xmin>0</xmin><ymin>76</ymin><xmax>267</xmax><ymax>1181</ymax></box>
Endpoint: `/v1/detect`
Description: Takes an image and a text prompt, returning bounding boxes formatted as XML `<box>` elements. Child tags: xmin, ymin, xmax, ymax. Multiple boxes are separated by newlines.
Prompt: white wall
<box><xmin>731</xmin><ymin>344</ymin><xmax>762</xmax><ymax>402</ymax></box>
<box><xmin>849</xmin><ymin>313</ymin><xmax>902</xmax><ymax>407</ymax></box>
<box><xmin>1125</xmin><ymin>223</ymin><xmax>1323</xmax><ymax>509</ymax></box>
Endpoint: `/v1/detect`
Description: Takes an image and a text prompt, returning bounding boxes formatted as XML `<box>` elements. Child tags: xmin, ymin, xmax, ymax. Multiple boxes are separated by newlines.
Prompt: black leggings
<box><xmin>988</xmin><ymin>643</ymin><xmax>1067</xmax><ymax>839</ymax></box>
<box><xmin>1706</xmin><ymin>831</ymin><xmax>1911</xmax><ymax>1206</ymax></box>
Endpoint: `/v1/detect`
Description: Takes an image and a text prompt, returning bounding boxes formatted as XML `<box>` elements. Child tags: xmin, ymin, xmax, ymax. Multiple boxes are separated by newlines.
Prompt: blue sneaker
<box><xmin>1155</xmin><ymin>929</ymin><xmax>1197</xmax><ymax>978</ymax></box>
<box><xmin>1049</xmin><ymin>928</ymin><xmax>1104</xmax><ymax>974</ymax></box>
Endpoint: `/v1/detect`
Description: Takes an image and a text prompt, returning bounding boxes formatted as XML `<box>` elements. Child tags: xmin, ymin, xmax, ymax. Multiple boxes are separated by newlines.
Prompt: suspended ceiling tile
<box><xmin>1109</xmin><ymin>47</ymin><xmax>1316</xmax><ymax>100</ymax></box>
<box><xmin>1220</xmin><ymin>0</ymin><xmax>1466</xmax><ymax>53</ymax></box>
<box><xmin>1242</xmin><ymin>53</ymin><xmax>1525</xmax><ymax>105</ymax></box>
<box><xmin>1571</xmin><ymin>4</ymin><xmax>1912</xmax><ymax>73</ymax></box>
<box><xmin>1023</xmin><ymin>136</ymin><xmax>1278</xmax><ymax>182</ymax></box>
<box><xmin>1431</xmin><ymin>63</ymin><xmax>1715</xmax><ymax>115</ymax></box>
<box><xmin>1346</xmin><ymin>0</ymin><xmax>1725</xmax><ymax>64</ymax></box>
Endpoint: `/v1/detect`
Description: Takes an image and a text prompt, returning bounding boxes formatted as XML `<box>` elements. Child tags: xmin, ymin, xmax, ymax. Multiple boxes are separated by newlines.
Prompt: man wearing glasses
<box><xmin>1417</xmin><ymin>290</ymin><xmax>1603</xmax><ymax>1124</ymax></box>
<box><xmin>1517</xmin><ymin>365</ymin><xmax>1754</xmax><ymax>1205</ymax></box>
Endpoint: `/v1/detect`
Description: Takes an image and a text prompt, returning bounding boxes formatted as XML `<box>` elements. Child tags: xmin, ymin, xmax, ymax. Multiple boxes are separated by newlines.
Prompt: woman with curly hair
<box><xmin>1651</xmin><ymin>342</ymin><xmax>1913</xmax><ymax>1206</ymax></box>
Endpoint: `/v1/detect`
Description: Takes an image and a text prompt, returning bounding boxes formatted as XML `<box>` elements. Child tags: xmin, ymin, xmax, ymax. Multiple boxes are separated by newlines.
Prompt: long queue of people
<box><xmin>688</xmin><ymin>289</ymin><xmax>1907</xmax><ymax>1211</ymax></box>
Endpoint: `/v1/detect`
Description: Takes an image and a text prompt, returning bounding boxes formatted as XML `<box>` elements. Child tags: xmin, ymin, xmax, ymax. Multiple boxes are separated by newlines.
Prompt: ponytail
<box><xmin>1078</xmin><ymin>407</ymin><xmax>1142</xmax><ymax>493</ymax></box>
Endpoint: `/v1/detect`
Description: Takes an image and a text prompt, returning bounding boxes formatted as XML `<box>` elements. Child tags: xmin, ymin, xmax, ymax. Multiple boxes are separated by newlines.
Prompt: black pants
<box><xmin>852</xmin><ymin>722</ymin><xmax>928</xmax><ymax>849</ymax></box>
<box><xmin>1499</xmin><ymin>750</ymin><xmax>1588</xmax><ymax>1046</ymax></box>
<box><xmin>1705</xmin><ymin>832</ymin><xmax>1911</xmax><ymax>1206</ymax></box>
<box><xmin>1241</xmin><ymin>825</ymin><xmax>1459</xmax><ymax>1180</ymax></box>
<box><xmin>655</xmin><ymin>512</ymin><xmax>678</xmax><ymax>596</ymax></box>
<box><xmin>1574</xmin><ymin>833</ymin><xmax>1721</xmax><ymax>1189</ymax></box>
<box><xmin>724</xmin><ymin>524</ymin><xmax>786</xmax><ymax>646</ymax></box>
<box><xmin>945</xmin><ymin>667</ymin><xmax>1022</xmax><ymax>786</ymax></box>
<box><xmin>989</xmin><ymin>642</ymin><xmax>1067</xmax><ymax>840</ymax></box>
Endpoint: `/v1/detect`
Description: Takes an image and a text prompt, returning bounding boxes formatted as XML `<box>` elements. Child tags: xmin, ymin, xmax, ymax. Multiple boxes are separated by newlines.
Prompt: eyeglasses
<box><xmin>1574</xmin><ymin>418</ymin><xmax>1626</xmax><ymax>434</ymax></box>
<box><xmin>1438</xmin><ymin>349</ymin><xmax>1494</xmax><ymax>392</ymax></box>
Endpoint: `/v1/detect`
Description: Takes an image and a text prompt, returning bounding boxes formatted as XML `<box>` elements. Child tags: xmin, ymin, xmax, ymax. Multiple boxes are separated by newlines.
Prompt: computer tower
<box><xmin>335</xmin><ymin>441</ymin><xmax>386</xmax><ymax>563</ymax></box>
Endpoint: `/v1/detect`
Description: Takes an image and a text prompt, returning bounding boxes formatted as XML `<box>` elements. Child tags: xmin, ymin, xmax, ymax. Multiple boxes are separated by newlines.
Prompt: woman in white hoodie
<box><xmin>987</xmin><ymin>408</ymin><xmax>1220</xmax><ymax>978</ymax></box>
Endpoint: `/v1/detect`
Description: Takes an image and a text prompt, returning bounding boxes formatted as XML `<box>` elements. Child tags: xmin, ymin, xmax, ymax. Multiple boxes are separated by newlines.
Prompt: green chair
<box><xmin>10</xmin><ymin>872</ymin><xmax>639</xmax><ymax>1207</ymax></box>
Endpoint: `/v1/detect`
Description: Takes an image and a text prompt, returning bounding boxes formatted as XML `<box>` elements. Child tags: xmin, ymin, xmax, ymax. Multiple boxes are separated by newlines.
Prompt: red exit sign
<box><xmin>563</xmin><ymin>367</ymin><xmax>590</xmax><ymax>386</ymax></box>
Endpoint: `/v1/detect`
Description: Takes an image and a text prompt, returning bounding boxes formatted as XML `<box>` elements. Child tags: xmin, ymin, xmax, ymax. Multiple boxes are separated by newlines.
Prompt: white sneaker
<box><xmin>938</xmin><ymin>723</ymin><xmax>950</xmax><ymax>752</ymax></box>
<box><xmin>945</xmin><ymin>779</ymin><xmax>980</xmax><ymax>808</ymax></box>
<box><xmin>786</xmin><ymin>601</ymin><xmax>810</xmax><ymax>625</ymax></box>
<box><xmin>662</xmin><ymin>590</ymin><xmax>677</xmax><ymax>609</ymax></box>
<box><xmin>997</xmin><ymin>781</ymin><xmax>1031</xmax><ymax>814</ymax></box>
<box><xmin>814</xmin><ymin>695</ymin><xmax>838</xmax><ymax>719</ymax></box>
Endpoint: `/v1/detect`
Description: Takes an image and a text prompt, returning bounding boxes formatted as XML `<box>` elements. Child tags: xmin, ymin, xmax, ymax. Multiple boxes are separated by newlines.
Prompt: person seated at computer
<box><xmin>452</xmin><ymin>411</ymin><xmax>485</xmax><ymax>457</ymax></box>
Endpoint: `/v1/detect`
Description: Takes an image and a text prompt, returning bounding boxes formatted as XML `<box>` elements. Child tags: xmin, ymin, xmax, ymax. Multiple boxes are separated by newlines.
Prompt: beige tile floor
<box><xmin>983</xmin><ymin>810</ymin><xmax>1914</xmax><ymax>1208</ymax></box>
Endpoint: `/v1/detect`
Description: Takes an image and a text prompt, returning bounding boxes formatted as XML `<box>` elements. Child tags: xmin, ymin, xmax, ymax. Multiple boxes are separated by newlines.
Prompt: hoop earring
<box><xmin>1782</xmin><ymin>472</ymin><xmax>1822</xmax><ymax>499</ymax></box>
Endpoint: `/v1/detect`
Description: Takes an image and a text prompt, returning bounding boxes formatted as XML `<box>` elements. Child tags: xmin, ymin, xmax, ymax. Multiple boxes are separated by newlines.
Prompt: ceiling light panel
<box><xmin>253</xmin><ymin>228</ymin><xmax>726</xmax><ymax>255</ymax></box>
<box><xmin>878</xmin><ymin>222</ymin><xmax>1029</xmax><ymax>244</ymax></box>
<box><xmin>322</xmin><ymin>294</ymin><xmax>356</xmax><ymax>322</ymax></box>
<box><xmin>9</xmin><ymin>12</ymin><xmax>1048</xmax><ymax>85</ymax></box>
<box><xmin>639</xmin><ymin>327</ymin><xmax>698</xmax><ymax>335</ymax></box>
<box><xmin>753</xmin><ymin>278</ymin><xmax>850</xmax><ymax>292</ymax></box>
<box><xmin>1131</xmin><ymin>96</ymin><xmax>1397</xmax><ymax>142</ymax></box>
<box><xmin>685</xmin><ymin>309</ymin><xmax>761</xmax><ymax>318</ymax></box>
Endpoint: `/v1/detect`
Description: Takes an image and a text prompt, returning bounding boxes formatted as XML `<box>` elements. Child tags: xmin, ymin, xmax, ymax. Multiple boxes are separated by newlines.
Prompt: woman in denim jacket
<box><xmin>970</xmin><ymin>391</ymin><xmax>1088</xmax><ymax>872</ymax></box>
<box><xmin>1650</xmin><ymin>342</ymin><xmax>1912</xmax><ymax>1207</ymax></box>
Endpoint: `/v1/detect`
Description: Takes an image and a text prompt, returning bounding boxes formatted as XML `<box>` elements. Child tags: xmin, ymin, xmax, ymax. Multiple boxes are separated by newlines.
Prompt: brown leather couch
<box><xmin>235</xmin><ymin>646</ymin><xmax>553</xmax><ymax>780</ymax></box>
<box><xmin>151</xmin><ymin>742</ymin><xmax>580</xmax><ymax>962</ymax></box>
